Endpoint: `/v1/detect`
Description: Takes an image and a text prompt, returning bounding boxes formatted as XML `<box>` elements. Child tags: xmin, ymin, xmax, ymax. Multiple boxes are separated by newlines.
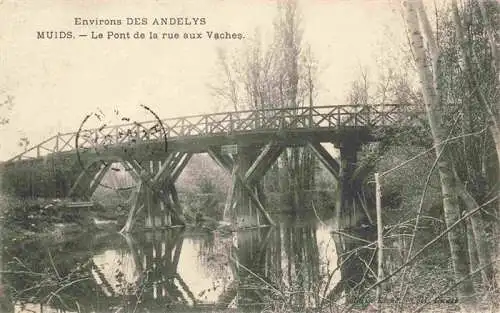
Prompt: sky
<box><xmin>0</xmin><ymin>0</ymin><xmax>409</xmax><ymax>161</ymax></box>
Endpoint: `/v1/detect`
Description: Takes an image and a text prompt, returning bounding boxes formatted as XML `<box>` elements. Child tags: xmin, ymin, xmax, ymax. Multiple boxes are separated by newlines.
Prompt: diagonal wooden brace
<box><xmin>87</xmin><ymin>163</ymin><xmax>112</xmax><ymax>196</ymax></box>
<box><xmin>223</xmin><ymin>165</ymin><xmax>238</xmax><ymax>220</ymax></box>
<box><xmin>153</xmin><ymin>152</ymin><xmax>181</xmax><ymax>182</ymax></box>
<box><xmin>69</xmin><ymin>161</ymin><xmax>108</xmax><ymax>200</ymax></box>
<box><xmin>209</xmin><ymin>144</ymin><xmax>275</xmax><ymax>226</ymax></box>
<box><xmin>235</xmin><ymin>172</ymin><xmax>275</xmax><ymax>226</ymax></box>
<box><xmin>123</xmin><ymin>161</ymin><xmax>140</xmax><ymax>182</ymax></box>
<box><xmin>170</xmin><ymin>153</ymin><xmax>192</xmax><ymax>183</ymax></box>
<box><xmin>124</xmin><ymin>157</ymin><xmax>186</xmax><ymax>225</ymax></box>
<box><xmin>207</xmin><ymin>147</ymin><xmax>235</xmax><ymax>172</ymax></box>
<box><xmin>120</xmin><ymin>181</ymin><xmax>145</xmax><ymax>233</ymax></box>
<box><xmin>307</xmin><ymin>141</ymin><xmax>340</xmax><ymax>181</ymax></box>
<box><xmin>244</xmin><ymin>141</ymin><xmax>284</xmax><ymax>184</ymax></box>
<box><xmin>151</xmin><ymin>152</ymin><xmax>191</xmax><ymax>187</ymax></box>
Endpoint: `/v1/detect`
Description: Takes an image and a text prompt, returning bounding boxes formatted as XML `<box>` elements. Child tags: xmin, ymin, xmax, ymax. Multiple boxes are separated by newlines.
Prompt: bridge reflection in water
<box><xmin>2</xmin><ymin>217</ymin><xmax>377</xmax><ymax>312</ymax></box>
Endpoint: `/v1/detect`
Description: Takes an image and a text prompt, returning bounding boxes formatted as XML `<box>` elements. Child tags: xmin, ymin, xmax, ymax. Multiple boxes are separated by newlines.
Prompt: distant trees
<box><xmin>210</xmin><ymin>0</ymin><xmax>319</xmax><ymax>209</ymax></box>
<box><xmin>0</xmin><ymin>92</ymin><xmax>14</xmax><ymax>152</ymax></box>
<box><xmin>176</xmin><ymin>154</ymin><xmax>231</xmax><ymax>219</ymax></box>
<box><xmin>177</xmin><ymin>154</ymin><xmax>230</xmax><ymax>195</ymax></box>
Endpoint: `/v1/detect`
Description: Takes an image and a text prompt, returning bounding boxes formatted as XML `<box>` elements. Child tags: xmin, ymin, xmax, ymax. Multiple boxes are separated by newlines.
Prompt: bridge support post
<box><xmin>120</xmin><ymin>153</ymin><xmax>192</xmax><ymax>233</ymax></box>
<box><xmin>236</xmin><ymin>145</ymin><xmax>259</xmax><ymax>227</ymax></box>
<box><xmin>335</xmin><ymin>142</ymin><xmax>362</xmax><ymax>229</ymax></box>
<box><xmin>208</xmin><ymin>143</ymin><xmax>278</xmax><ymax>228</ymax></box>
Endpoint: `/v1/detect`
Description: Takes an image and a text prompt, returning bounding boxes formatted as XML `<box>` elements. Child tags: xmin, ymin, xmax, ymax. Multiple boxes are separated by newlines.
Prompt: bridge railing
<box><xmin>6</xmin><ymin>104</ymin><xmax>424</xmax><ymax>162</ymax></box>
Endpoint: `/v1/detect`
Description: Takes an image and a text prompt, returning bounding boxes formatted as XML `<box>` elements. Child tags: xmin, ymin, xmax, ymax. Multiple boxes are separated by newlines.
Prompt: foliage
<box><xmin>435</xmin><ymin>1</ymin><xmax>499</xmax><ymax>205</ymax></box>
<box><xmin>177</xmin><ymin>154</ymin><xmax>230</xmax><ymax>219</ymax></box>
<box><xmin>0</xmin><ymin>154</ymin><xmax>83</xmax><ymax>199</ymax></box>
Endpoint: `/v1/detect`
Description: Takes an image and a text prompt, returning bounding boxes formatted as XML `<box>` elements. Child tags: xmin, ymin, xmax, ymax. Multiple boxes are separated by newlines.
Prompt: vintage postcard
<box><xmin>0</xmin><ymin>0</ymin><xmax>499</xmax><ymax>312</ymax></box>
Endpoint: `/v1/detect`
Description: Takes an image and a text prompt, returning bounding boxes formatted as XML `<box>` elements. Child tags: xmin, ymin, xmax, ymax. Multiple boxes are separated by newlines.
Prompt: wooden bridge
<box><xmin>2</xmin><ymin>104</ymin><xmax>424</xmax><ymax>231</ymax></box>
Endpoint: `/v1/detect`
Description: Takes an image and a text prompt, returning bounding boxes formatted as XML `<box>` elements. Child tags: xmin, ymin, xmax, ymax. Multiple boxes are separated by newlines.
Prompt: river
<box><xmin>1</xmin><ymin>214</ymin><xmax>377</xmax><ymax>313</ymax></box>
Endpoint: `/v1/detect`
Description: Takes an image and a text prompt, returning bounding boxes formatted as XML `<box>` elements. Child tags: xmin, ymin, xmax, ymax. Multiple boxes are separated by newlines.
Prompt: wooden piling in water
<box><xmin>375</xmin><ymin>172</ymin><xmax>384</xmax><ymax>303</ymax></box>
<box><xmin>334</xmin><ymin>141</ymin><xmax>362</xmax><ymax>229</ymax></box>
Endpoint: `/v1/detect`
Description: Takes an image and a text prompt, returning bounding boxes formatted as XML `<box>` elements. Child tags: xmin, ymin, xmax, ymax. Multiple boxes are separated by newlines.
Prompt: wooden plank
<box><xmin>169</xmin><ymin>184</ymin><xmax>185</xmax><ymax>225</ymax></box>
<box><xmin>221</xmin><ymin>144</ymin><xmax>238</xmax><ymax>155</ymax></box>
<box><xmin>152</xmin><ymin>152</ymin><xmax>175</xmax><ymax>182</ymax></box>
<box><xmin>123</xmin><ymin>161</ymin><xmax>140</xmax><ymax>182</ymax></box>
<box><xmin>65</xmin><ymin>201</ymin><xmax>94</xmax><ymax>208</ymax></box>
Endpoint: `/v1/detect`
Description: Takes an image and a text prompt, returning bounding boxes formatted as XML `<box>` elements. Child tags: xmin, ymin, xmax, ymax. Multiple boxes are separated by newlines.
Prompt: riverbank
<box><xmin>0</xmin><ymin>196</ymin><xmax>237</xmax><ymax>243</ymax></box>
<box><xmin>0</xmin><ymin>197</ymin><xmax>101</xmax><ymax>242</ymax></box>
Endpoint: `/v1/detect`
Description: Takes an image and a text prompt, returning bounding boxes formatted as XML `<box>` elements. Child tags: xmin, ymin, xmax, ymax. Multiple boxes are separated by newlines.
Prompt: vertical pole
<box><xmin>136</xmin><ymin>124</ymin><xmax>141</xmax><ymax>143</ymax></box>
<box><xmin>375</xmin><ymin>172</ymin><xmax>384</xmax><ymax>303</ymax></box>
<box><xmin>55</xmin><ymin>133</ymin><xmax>60</xmax><ymax>151</ymax></box>
<box><xmin>151</xmin><ymin>188</ymin><xmax>157</xmax><ymax>232</ymax></box>
<box><xmin>229</xmin><ymin>112</ymin><xmax>233</xmax><ymax>133</ymax></box>
<box><xmin>308</xmin><ymin>106</ymin><xmax>313</xmax><ymax>128</ymax></box>
<box><xmin>335</xmin><ymin>143</ymin><xmax>359</xmax><ymax>229</ymax></box>
<box><xmin>146</xmin><ymin>188</ymin><xmax>153</xmax><ymax>229</ymax></box>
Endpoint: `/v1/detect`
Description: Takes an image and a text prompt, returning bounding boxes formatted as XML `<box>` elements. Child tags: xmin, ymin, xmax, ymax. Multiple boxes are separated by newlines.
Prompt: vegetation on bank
<box><xmin>0</xmin><ymin>197</ymin><xmax>98</xmax><ymax>240</ymax></box>
<box><xmin>0</xmin><ymin>154</ymin><xmax>82</xmax><ymax>199</ymax></box>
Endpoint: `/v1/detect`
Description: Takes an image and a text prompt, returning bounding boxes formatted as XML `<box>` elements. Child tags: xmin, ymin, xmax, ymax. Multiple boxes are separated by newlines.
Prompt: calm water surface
<box><xmin>1</xmin><ymin>214</ymin><xmax>375</xmax><ymax>313</ymax></box>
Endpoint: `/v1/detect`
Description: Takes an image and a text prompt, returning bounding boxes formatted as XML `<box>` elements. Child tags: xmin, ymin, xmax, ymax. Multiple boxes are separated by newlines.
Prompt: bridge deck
<box><xmin>7</xmin><ymin>104</ymin><xmax>423</xmax><ymax>162</ymax></box>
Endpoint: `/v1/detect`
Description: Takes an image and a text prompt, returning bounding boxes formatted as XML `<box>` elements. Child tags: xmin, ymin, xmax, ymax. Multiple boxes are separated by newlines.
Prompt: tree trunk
<box><xmin>465</xmin><ymin>220</ymin><xmax>480</xmax><ymax>285</ymax></box>
<box><xmin>404</xmin><ymin>1</ymin><xmax>476</xmax><ymax>309</ymax></box>
<box><xmin>456</xmin><ymin>176</ymin><xmax>495</xmax><ymax>287</ymax></box>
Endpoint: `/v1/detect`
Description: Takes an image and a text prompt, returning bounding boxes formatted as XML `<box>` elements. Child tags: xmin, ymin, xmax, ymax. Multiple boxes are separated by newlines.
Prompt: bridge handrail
<box><xmin>51</xmin><ymin>103</ymin><xmax>419</xmax><ymax>135</ymax></box>
<box><xmin>5</xmin><ymin>104</ymin><xmax>424</xmax><ymax>162</ymax></box>
<box><xmin>7</xmin><ymin>135</ymin><xmax>59</xmax><ymax>162</ymax></box>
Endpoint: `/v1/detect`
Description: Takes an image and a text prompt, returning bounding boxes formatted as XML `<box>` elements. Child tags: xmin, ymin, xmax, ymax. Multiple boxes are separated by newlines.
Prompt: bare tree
<box><xmin>210</xmin><ymin>0</ymin><xmax>319</xmax><ymax>208</ymax></box>
<box><xmin>0</xmin><ymin>93</ymin><xmax>13</xmax><ymax>126</ymax></box>
<box><xmin>210</xmin><ymin>48</ymin><xmax>241</xmax><ymax>112</ymax></box>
